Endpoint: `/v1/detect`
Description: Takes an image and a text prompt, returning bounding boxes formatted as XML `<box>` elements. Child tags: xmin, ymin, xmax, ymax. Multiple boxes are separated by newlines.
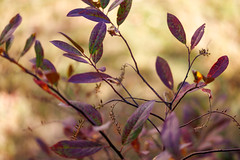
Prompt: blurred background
<box><xmin>0</xmin><ymin>0</ymin><xmax>240</xmax><ymax>159</ymax></box>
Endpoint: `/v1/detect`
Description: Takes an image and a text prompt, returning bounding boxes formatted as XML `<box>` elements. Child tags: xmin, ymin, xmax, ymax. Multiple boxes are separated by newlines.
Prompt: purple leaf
<box><xmin>50</xmin><ymin>140</ymin><xmax>103</xmax><ymax>158</ymax></box>
<box><xmin>117</xmin><ymin>0</ymin><xmax>132</xmax><ymax>26</ymax></box>
<box><xmin>21</xmin><ymin>33</ymin><xmax>36</xmax><ymax>57</ymax></box>
<box><xmin>92</xmin><ymin>43</ymin><xmax>103</xmax><ymax>64</ymax></box>
<box><xmin>30</xmin><ymin>58</ymin><xmax>57</xmax><ymax>72</ymax></box>
<box><xmin>207</xmin><ymin>55</ymin><xmax>229</xmax><ymax>79</ymax></box>
<box><xmin>51</xmin><ymin>40</ymin><xmax>82</xmax><ymax>55</ymax></box>
<box><xmin>82</xmin><ymin>0</ymin><xmax>96</xmax><ymax>8</ymax></box>
<box><xmin>122</xmin><ymin>100</ymin><xmax>155</xmax><ymax>145</ymax></box>
<box><xmin>59</xmin><ymin>32</ymin><xmax>84</xmax><ymax>53</ymax></box>
<box><xmin>191</xmin><ymin>23</ymin><xmax>205</xmax><ymax>50</ymax></box>
<box><xmin>98</xmin><ymin>66</ymin><xmax>106</xmax><ymax>72</ymax></box>
<box><xmin>155</xmin><ymin>56</ymin><xmax>174</xmax><ymax>90</ymax></box>
<box><xmin>68</xmin><ymin>72</ymin><xmax>111</xmax><ymax>83</ymax></box>
<box><xmin>0</xmin><ymin>14</ymin><xmax>22</xmax><ymax>44</ymax></box>
<box><xmin>161</xmin><ymin>112</ymin><xmax>181</xmax><ymax>157</ymax></box>
<box><xmin>89</xmin><ymin>22</ymin><xmax>106</xmax><ymax>56</ymax></box>
<box><xmin>35</xmin><ymin>137</ymin><xmax>51</xmax><ymax>156</ymax></box>
<box><xmin>100</xmin><ymin>0</ymin><xmax>110</xmax><ymax>9</ymax></box>
<box><xmin>69</xmin><ymin>101</ymin><xmax>102</xmax><ymax>126</ymax></box>
<box><xmin>34</xmin><ymin>40</ymin><xmax>44</xmax><ymax>68</ymax></box>
<box><xmin>167</xmin><ymin>13</ymin><xmax>186</xmax><ymax>44</ymax></box>
<box><xmin>63</xmin><ymin>53</ymin><xmax>89</xmax><ymax>64</ymax></box>
<box><xmin>67</xmin><ymin>8</ymin><xmax>110</xmax><ymax>23</ymax></box>
<box><xmin>108</xmin><ymin>0</ymin><xmax>124</xmax><ymax>12</ymax></box>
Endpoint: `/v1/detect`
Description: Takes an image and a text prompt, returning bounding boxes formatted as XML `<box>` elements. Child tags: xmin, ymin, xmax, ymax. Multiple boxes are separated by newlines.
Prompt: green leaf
<box><xmin>100</xmin><ymin>0</ymin><xmax>110</xmax><ymax>9</ymax></box>
<box><xmin>20</xmin><ymin>33</ymin><xmax>36</xmax><ymax>57</ymax></box>
<box><xmin>122</xmin><ymin>101</ymin><xmax>155</xmax><ymax>145</ymax></box>
<box><xmin>34</xmin><ymin>40</ymin><xmax>44</xmax><ymax>68</ymax></box>
<box><xmin>117</xmin><ymin>0</ymin><xmax>132</xmax><ymax>26</ymax></box>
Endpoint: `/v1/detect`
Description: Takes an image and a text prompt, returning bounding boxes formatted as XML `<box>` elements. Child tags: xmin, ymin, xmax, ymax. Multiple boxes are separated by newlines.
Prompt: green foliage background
<box><xmin>0</xmin><ymin>0</ymin><xmax>240</xmax><ymax>159</ymax></box>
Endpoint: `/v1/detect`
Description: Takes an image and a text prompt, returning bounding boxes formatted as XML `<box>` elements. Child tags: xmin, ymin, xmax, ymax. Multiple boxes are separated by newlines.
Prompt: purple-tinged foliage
<box><xmin>161</xmin><ymin>112</ymin><xmax>181</xmax><ymax>158</ymax></box>
<box><xmin>20</xmin><ymin>33</ymin><xmax>36</xmax><ymax>57</ymax></box>
<box><xmin>167</xmin><ymin>13</ymin><xmax>186</xmax><ymax>44</ymax></box>
<box><xmin>0</xmin><ymin>14</ymin><xmax>22</xmax><ymax>45</ymax></box>
<box><xmin>50</xmin><ymin>140</ymin><xmax>103</xmax><ymax>158</ymax></box>
<box><xmin>5</xmin><ymin>36</ymin><xmax>14</xmax><ymax>52</ymax></box>
<box><xmin>108</xmin><ymin>0</ymin><xmax>124</xmax><ymax>12</ymax></box>
<box><xmin>67</xmin><ymin>8</ymin><xmax>111</xmax><ymax>23</ymax></box>
<box><xmin>117</xmin><ymin>0</ymin><xmax>132</xmax><ymax>26</ymax></box>
<box><xmin>63</xmin><ymin>53</ymin><xmax>89</xmax><ymax>64</ymax></box>
<box><xmin>30</xmin><ymin>58</ymin><xmax>57</xmax><ymax>72</ymax></box>
<box><xmin>89</xmin><ymin>22</ymin><xmax>106</xmax><ymax>61</ymax></box>
<box><xmin>68</xmin><ymin>72</ymin><xmax>111</xmax><ymax>83</ymax></box>
<box><xmin>191</xmin><ymin>23</ymin><xmax>205</xmax><ymax>50</ymax></box>
<box><xmin>153</xmin><ymin>151</ymin><xmax>172</xmax><ymax>160</ymax></box>
<box><xmin>59</xmin><ymin>32</ymin><xmax>84</xmax><ymax>53</ymax></box>
<box><xmin>35</xmin><ymin>137</ymin><xmax>51</xmax><ymax>156</ymax></box>
<box><xmin>100</xmin><ymin>0</ymin><xmax>110</xmax><ymax>9</ymax></box>
<box><xmin>34</xmin><ymin>40</ymin><xmax>44</xmax><ymax>68</ymax></box>
<box><xmin>155</xmin><ymin>56</ymin><xmax>174</xmax><ymax>90</ymax></box>
<box><xmin>207</xmin><ymin>55</ymin><xmax>229</xmax><ymax>79</ymax></box>
<box><xmin>92</xmin><ymin>43</ymin><xmax>103</xmax><ymax>64</ymax></box>
<box><xmin>50</xmin><ymin>40</ymin><xmax>82</xmax><ymax>55</ymax></box>
<box><xmin>121</xmin><ymin>100</ymin><xmax>155</xmax><ymax>145</ymax></box>
<box><xmin>82</xmin><ymin>0</ymin><xmax>97</xmax><ymax>8</ymax></box>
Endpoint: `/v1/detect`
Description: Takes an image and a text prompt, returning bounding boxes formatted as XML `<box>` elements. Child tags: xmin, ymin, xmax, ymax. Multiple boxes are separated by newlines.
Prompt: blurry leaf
<box><xmin>50</xmin><ymin>140</ymin><xmax>103</xmax><ymax>158</ymax></box>
<box><xmin>35</xmin><ymin>137</ymin><xmax>51</xmax><ymax>156</ymax></box>
<box><xmin>63</xmin><ymin>53</ymin><xmax>89</xmax><ymax>63</ymax></box>
<box><xmin>33</xmin><ymin>78</ymin><xmax>65</xmax><ymax>104</ymax></box>
<box><xmin>68</xmin><ymin>72</ymin><xmax>111</xmax><ymax>83</ymax></box>
<box><xmin>69</xmin><ymin>101</ymin><xmax>102</xmax><ymax>126</ymax></box>
<box><xmin>155</xmin><ymin>56</ymin><xmax>174</xmax><ymax>90</ymax></box>
<box><xmin>174</xmin><ymin>82</ymin><xmax>206</xmax><ymax>103</ymax></box>
<box><xmin>0</xmin><ymin>14</ymin><xmax>22</xmax><ymax>45</ymax></box>
<box><xmin>100</xmin><ymin>0</ymin><xmax>110</xmax><ymax>9</ymax></box>
<box><xmin>45</xmin><ymin>71</ymin><xmax>60</xmax><ymax>85</ymax></box>
<box><xmin>192</xmin><ymin>70</ymin><xmax>203</xmax><ymax>84</ymax></box>
<box><xmin>67</xmin><ymin>8</ymin><xmax>110</xmax><ymax>23</ymax></box>
<box><xmin>30</xmin><ymin>58</ymin><xmax>57</xmax><ymax>72</ymax></box>
<box><xmin>117</xmin><ymin>0</ymin><xmax>132</xmax><ymax>26</ymax></box>
<box><xmin>131</xmin><ymin>138</ymin><xmax>140</xmax><ymax>153</ymax></box>
<box><xmin>161</xmin><ymin>112</ymin><xmax>180</xmax><ymax>157</ymax></box>
<box><xmin>67</xmin><ymin>64</ymin><xmax>74</xmax><ymax>78</ymax></box>
<box><xmin>207</xmin><ymin>55</ymin><xmax>229</xmax><ymax>79</ymax></box>
<box><xmin>98</xmin><ymin>66</ymin><xmax>106</xmax><ymax>72</ymax></box>
<box><xmin>183</xmin><ymin>105</ymin><xmax>200</xmax><ymax>128</ymax></box>
<box><xmin>108</xmin><ymin>0</ymin><xmax>124</xmax><ymax>12</ymax></box>
<box><xmin>20</xmin><ymin>33</ymin><xmax>36</xmax><ymax>57</ymax></box>
<box><xmin>34</xmin><ymin>40</ymin><xmax>44</xmax><ymax>68</ymax></box>
<box><xmin>122</xmin><ymin>100</ymin><xmax>155</xmax><ymax>145</ymax></box>
<box><xmin>201</xmin><ymin>88</ymin><xmax>212</xmax><ymax>99</ymax></box>
<box><xmin>167</xmin><ymin>13</ymin><xmax>186</xmax><ymax>44</ymax></box>
<box><xmin>5</xmin><ymin>36</ymin><xmax>14</xmax><ymax>52</ymax></box>
<box><xmin>91</xmin><ymin>43</ymin><xmax>103</xmax><ymax>64</ymax></box>
<box><xmin>93</xmin><ymin>121</ymin><xmax>111</xmax><ymax>131</ymax></box>
<box><xmin>89</xmin><ymin>22</ymin><xmax>106</xmax><ymax>57</ymax></box>
<box><xmin>190</xmin><ymin>23</ymin><xmax>205</xmax><ymax>50</ymax></box>
<box><xmin>153</xmin><ymin>151</ymin><xmax>172</xmax><ymax>160</ymax></box>
<box><xmin>59</xmin><ymin>32</ymin><xmax>84</xmax><ymax>53</ymax></box>
<box><xmin>51</xmin><ymin>40</ymin><xmax>82</xmax><ymax>55</ymax></box>
<box><xmin>202</xmin><ymin>75</ymin><xmax>215</xmax><ymax>84</ymax></box>
<box><xmin>82</xmin><ymin>0</ymin><xmax>97</xmax><ymax>8</ymax></box>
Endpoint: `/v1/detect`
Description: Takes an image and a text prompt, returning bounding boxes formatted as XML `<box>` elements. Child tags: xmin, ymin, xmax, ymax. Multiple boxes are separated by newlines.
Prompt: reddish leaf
<box><xmin>122</xmin><ymin>101</ymin><xmax>155</xmax><ymax>145</ymax></box>
<box><xmin>201</xmin><ymin>88</ymin><xmax>212</xmax><ymax>99</ymax></box>
<box><xmin>91</xmin><ymin>43</ymin><xmax>103</xmax><ymax>64</ymax></box>
<box><xmin>67</xmin><ymin>8</ymin><xmax>110</xmax><ymax>23</ymax></box>
<box><xmin>63</xmin><ymin>53</ymin><xmax>89</xmax><ymax>64</ymax></box>
<box><xmin>68</xmin><ymin>72</ymin><xmax>111</xmax><ymax>83</ymax></box>
<box><xmin>100</xmin><ymin>0</ymin><xmax>110</xmax><ymax>9</ymax></box>
<box><xmin>108</xmin><ymin>0</ymin><xmax>124</xmax><ymax>12</ymax></box>
<box><xmin>161</xmin><ymin>112</ymin><xmax>180</xmax><ymax>157</ymax></box>
<box><xmin>0</xmin><ymin>14</ymin><xmax>22</xmax><ymax>44</ymax></box>
<box><xmin>30</xmin><ymin>58</ymin><xmax>57</xmax><ymax>72</ymax></box>
<box><xmin>35</xmin><ymin>137</ymin><xmax>51</xmax><ymax>156</ymax></box>
<box><xmin>34</xmin><ymin>40</ymin><xmax>44</xmax><ymax>68</ymax></box>
<box><xmin>89</xmin><ymin>22</ymin><xmax>106</xmax><ymax>57</ymax></box>
<box><xmin>167</xmin><ymin>13</ymin><xmax>186</xmax><ymax>44</ymax></box>
<box><xmin>59</xmin><ymin>32</ymin><xmax>84</xmax><ymax>53</ymax></box>
<box><xmin>45</xmin><ymin>71</ymin><xmax>60</xmax><ymax>85</ymax></box>
<box><xmin>117</xmin><ymin>0</ymin><xmax>132</xmax><ymax>26</ymax></box>
<box><xmin>207</xmin><ymin>55</ymin><xmax>229</xmax><ymax>79</ymax></box>
<box><xmin>50</xmin><ymin>140</ymin><xmax>103</xmax><ymax>158</ymax></box>
<box><xmin>131</xmin><ymin>138</ymin><xmax>140</xmax><ymax>153</ymax></box>
<box><xmin>191</xmin><ymin>23</ymin><xmax>205</xmax><ymax>50</ymax></box>
<box><xmin>155</xmin><ymin>56</ymin><xmax>174</xmax><ymax>90</ymax></box>
<box><xmin>20</xmin><ymin>33</ymin><xmax>36</xmax><ymax>57</ymax></box>
<box><xmin>51</xmin><ymin>40</ymin><xmax>82</xmax><ymax>55</ymax></box>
